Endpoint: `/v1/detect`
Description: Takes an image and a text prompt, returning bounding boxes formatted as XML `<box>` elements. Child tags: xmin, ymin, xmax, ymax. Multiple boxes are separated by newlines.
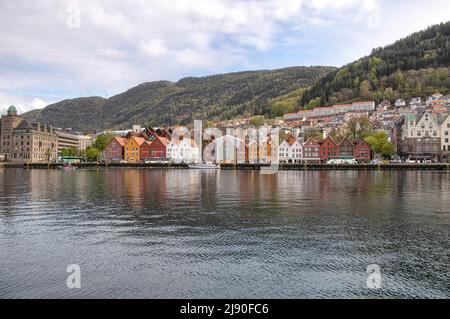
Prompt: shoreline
<box><xmin>1</xmin><ymin>162</ymin><xmax>449</xmax><ymax>171</ymax></box>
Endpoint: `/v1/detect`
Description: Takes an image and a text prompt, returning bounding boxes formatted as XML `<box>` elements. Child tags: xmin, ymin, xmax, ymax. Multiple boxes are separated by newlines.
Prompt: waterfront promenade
<box><xmin>1</xmin><ymin>162</ymin><xmax>450</xmax><ymax>171</ymax></box>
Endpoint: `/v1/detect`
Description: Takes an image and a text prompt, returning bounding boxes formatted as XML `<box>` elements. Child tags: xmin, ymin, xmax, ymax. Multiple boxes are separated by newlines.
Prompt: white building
<box><xmin>166</xmin><ymin>138</ymin><xmax>200</xmax><ymax>164</ymax></box>
<box><xmin>395</xmin><ymin>99</ymin><xmax>406</xmax><ymax>107</ymax></box>
<box><xmin>278</xmin><ymin>137</ymin><xmax>303</xmax><ymax>163</ymax></box>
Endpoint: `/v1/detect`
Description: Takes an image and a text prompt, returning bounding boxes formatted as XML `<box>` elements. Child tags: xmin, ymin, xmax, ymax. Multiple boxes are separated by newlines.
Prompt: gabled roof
<box><xmin>130</xmin><ymin>136</ymin><xmax>147</xmax><ymax>146</ymax></box>
<box><xmin>338</xmin><ymin>137</ymin><xmax>353</xmax><ymax>146</ymax></box>
<box><xmin>353</xmin><ymin>139</ymin><xmax>369</xmax><ymax>146</ymax></box>
<box><xmin>112</xmin><ymin>136</ymin><xmax>127</xmax><ymax>147</ymax></box>
<box><xmin>154</xmin><ymin>135</ymin><xmax>169</xmax><ymax>146</ymax></box>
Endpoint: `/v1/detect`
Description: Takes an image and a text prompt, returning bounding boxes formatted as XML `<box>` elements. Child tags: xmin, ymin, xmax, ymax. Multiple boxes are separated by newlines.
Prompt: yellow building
<box><xmin>124</xmin><ymin>136</ymin><xmax>146</xmax><ymax>163</ymax></box>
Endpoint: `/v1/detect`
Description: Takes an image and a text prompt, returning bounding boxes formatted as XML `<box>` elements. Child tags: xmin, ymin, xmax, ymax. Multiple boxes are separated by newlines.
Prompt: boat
<box><xmin>188</xmin><ymin>162</ymin><xmax>220</xmax><ymax>169</ymax></box>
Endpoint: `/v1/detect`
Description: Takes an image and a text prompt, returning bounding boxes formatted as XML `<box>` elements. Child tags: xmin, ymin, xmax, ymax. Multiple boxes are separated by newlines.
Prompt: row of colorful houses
<box><xmin>105</xmin><ymin>134</ymin><xmax>170</xmax><ymax>163</ymax></box>
<box><xmin>104</xmin><ymin>126</ymin><xmax>373</xmax><ymax>164</ymax></box>
<box><xmin>279</xmin><ymin>137</ymin><xmax>373</xmax><ymax>163</ymax></box>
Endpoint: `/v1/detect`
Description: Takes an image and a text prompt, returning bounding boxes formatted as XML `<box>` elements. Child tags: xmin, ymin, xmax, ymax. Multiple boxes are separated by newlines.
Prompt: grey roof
<box><xmin>14</xmin><ymin>119</ymin><xmax>34</xmax><ymax>130</ymax></box>
<box><xmin>437</xmin><ymin>112</ymin><xmax>450</xmax><ymax>125</ymax></box>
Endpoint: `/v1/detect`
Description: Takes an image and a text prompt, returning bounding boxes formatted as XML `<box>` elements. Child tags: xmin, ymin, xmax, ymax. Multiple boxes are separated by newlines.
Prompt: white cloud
<box><xmin>140</xmin><ymin>39</ymin><xmax>169</xmax><ymax>58</ymax></box>
<box><xmin>0</xmin><ymin>0</ymin><xmax>449</xmax><ymax>113</ymax></box>
<box><xmin>0</xmin><ymin>92</ymin><xmax>54</xmax><ymax>115</ymax></box>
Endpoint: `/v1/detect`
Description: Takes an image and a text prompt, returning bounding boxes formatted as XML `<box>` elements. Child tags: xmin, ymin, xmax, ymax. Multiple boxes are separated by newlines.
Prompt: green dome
<box><xmin>7</xmin><ymin>105</ymin><xmax>17</xmax><ymax>115</ymax></box>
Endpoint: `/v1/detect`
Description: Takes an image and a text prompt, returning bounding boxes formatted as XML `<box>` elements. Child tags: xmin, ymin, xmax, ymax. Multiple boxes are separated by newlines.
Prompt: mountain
<box><xmin>300</xmin><ymin>21</ymin><xmax>450</xmax><ymax>108</ymax></box>
<box><xmin>22</xmin><ymin>66</ymin><xmax>335</xmax><ymax>131</ymax></box>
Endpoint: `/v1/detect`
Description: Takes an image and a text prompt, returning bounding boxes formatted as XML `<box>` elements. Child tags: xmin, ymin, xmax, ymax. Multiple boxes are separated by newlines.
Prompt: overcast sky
<box><xmin>1</xmin><ymin>0</ymin><xmax>450</xmax><ymax>114</ymax></box>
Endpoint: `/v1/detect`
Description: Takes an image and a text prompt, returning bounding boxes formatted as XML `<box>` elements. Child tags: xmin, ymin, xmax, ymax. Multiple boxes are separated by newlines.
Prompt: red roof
<box><xmin>112</xmin><ymin>136</ymin><xmax>127</xmax><ymax>147</ymax></box>
<box><xmin>154</xmin><ymin>136</ymin><xmax>169</xmax><ymax>146</ymax></box>
<box><xmin>131</xmin><ymin>136</ymin><xmax>147</xmax><ymax>146</ymax></box>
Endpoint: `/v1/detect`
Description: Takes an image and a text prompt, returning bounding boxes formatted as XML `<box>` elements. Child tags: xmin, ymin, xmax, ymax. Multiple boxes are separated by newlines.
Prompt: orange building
<box><xmin>124</xmin><ymin>136</ymin><xmax>146</xmax><ymax>163</ymax></box>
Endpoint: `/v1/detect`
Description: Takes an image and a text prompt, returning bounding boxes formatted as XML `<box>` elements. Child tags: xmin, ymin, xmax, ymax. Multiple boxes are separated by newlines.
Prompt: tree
<box><xmin>60</xmin><ymin>147</ymin><xmax>78</xmax><ymax>157</ymax></box>
<box><xmin>303</xmin><ymin>128</ymin><xmax>323</xmax><ymax>140</ymax></box>
<box><xmin>359</xmin><ymin>80</ymin><xmax>372</xmax><ymax>98</ymax></box>
<box><xmin>85</xmin><ymin>146</ymin><xmax>99</xmax><ymax>162</ymax></box>
<box><xmin>345</xmin><ymin>117</ymin><xmax>374</xmax><ymax>140</ymax></box>
<box><xmin>365</xmin><ymin>131</ymin><xmax>395</xmax><ymax>158</ymax></box>
<box><xmin>306</xmin><ymin>97</ymin><xmax>321</xmax><ymax>110</ymax></box>
<box><xmin>249</xmin><ymin>115</ymin><xmax>266</xmax><ymax>127</ymax></box>
<box><xmin>93</xmin><ymin>133</ymin><xmax>113</xmax><ymax>152</ymax></box>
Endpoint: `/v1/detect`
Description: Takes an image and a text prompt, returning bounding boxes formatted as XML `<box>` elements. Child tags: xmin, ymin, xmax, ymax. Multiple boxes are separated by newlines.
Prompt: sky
<box><xmin>1</xmin><ymin>0</ymin><xmax>450</xmax><ymax>114</ymax></box>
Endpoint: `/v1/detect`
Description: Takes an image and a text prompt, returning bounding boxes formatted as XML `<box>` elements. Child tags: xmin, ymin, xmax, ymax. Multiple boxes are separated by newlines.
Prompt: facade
<box><xmin>0</xmin><ymin>106</ymin><xmax>58</xmax><ymax>162</ymax></box>
<box><xmin>12</xmin><ymin>120</ymin><xmax>58</xmax><ymax>162</ymax></box>
<box><xmin>283</xmin><ymin>101</ymin><xmax>375</xmax><ymax>122</ymax></box>
<box><xmin>0</xmin><ymin>105</ymin><xmax>23</xmax><ymax>161</ymax></box>
<box><xmin>396</xmin><ymin>112</ymin><xmax>442</xmax><ymax>161</ymax></box>
<box><xmin>78</xmin><ymin>135</ymin><xmax>93</xmax><ymax>152</ymax></box>
<box><xmin>353</xmin><ymin>139</ymin><xmax>372</xmax><ymax>163</ymax></box>
<box><xmin>440</xmin><ymin>114</ymin><xmax>450</xmax><ymax>162</ymax></box>
<box><xmin>124</xmin><ymin>136</ymin><xmax>146</xmax><ymax>163</ymax></box>
<box><xmin>54</xmin><ymin>129</ymin><xmax>80</xmax><ymax>155</ymax></box>
<box><xmin>166</xmin><ymin>137</ymin><xmax>199</xmax><ymax>163</ymax></box>
<box><xmin>147</xmin><ymin>136</ymin><xmax>169</xmax><ymax>160</ymax></box>
<box><xmin>319</xmin><ymin>136</ymin><xmax>339</xmax><ymax>161</ymax></box>
<box><xmin>279</xmin><ymin>136</ymin><xmax>302</xmax><ymax>163</ymax></box>
<box><xmin>338</xmin><ymin>137</ymin><xmax>354</xmax><ymax>158</ymax></box>
<box><xmin>104</xmin><ymin>136</ymin><xmax>126</xmax><ymax>162</ymax></box>
<box><xmin>140</xmin><ymin>141</ymin><xmax>152</xmax><ymax>161</ymax></box>
<box><xmin>302</xmin><ymin>139</ymin><xmax>321</xmax><ymax>163</ymax></box>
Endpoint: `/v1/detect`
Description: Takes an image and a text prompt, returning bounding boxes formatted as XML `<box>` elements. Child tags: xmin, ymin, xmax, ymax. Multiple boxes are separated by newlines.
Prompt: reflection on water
<box><xmin>0</xmin><ymin>168</ymin><xmax>449</xmax><ymax>298</ymax></box>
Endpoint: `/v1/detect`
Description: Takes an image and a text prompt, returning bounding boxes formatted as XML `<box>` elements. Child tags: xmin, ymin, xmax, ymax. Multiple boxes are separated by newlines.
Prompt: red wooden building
<box><xmin>104</xmin><ymin>136</ymin><xmax>126</xmax><ymax>162</ymax></box>
<box><xmin>302</xmin><ymin>138</ymin><xmax>321</xmax><ymax>163</ymax></box>
<box><xmin>338</xmin><ymin>137</ymin><xmax>354</xmax><ymax>158</ymax></box>
<box><xmin>319</xmin><ymin>136</ymin><xmax>339</xmax><ymax>162</ymax></box>
<box><xmin>147</xmin><ymin>136</ymin><xmax>169</xmax><ymax>159</ymax></box>
<box><xmin>140</xmin><ymin>141</ymin><xmax>153</xmax><ymax>160</ymax></box>
<box><xmin>353</xmin><ymin>139</ymin><xmax>372</xmax><ymax>163</ymax></box>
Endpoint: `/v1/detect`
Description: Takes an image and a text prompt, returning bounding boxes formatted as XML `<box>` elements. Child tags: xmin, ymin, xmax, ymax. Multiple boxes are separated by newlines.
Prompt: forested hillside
<box><xmin>23</xmin><ymin>66</ymin><xmax>334</xmax><ymax>131</ymax></box>
<box><xmin>300</xmin><ymin>22</ymin><xmax>450</xmax><ymax>109</ymax></box>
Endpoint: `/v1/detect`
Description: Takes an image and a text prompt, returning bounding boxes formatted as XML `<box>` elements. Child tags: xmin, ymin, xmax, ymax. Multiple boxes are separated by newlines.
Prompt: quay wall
<box><xmin>1</xmin><ymin>162</ymin><xmax>450</xmax><ymax>171</ymax></box>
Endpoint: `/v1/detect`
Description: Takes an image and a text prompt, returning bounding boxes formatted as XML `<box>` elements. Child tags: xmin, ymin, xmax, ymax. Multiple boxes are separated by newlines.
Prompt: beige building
<box><xmin>54</xmin><ymin>129</ymin><xmax>81</xmax><ymax>154</ymax></box>
<box><xmin>441</xmin><ymin>114</ymin><xmax>450</xmax><ymax>162</ymax></box>
<box><xmin>0</xmin><ymin>105</ymin><xmax>58</xmax><ymax>162</ymax></box>
<box><xmin>78</xmin><ymin>135</ymin><xmax>93</xmax><ymax>152</ymax></box>
<box><xmin>0</xmin><ymin>106</ymin><xmax>23</xmax><ymax>161</ymax></box>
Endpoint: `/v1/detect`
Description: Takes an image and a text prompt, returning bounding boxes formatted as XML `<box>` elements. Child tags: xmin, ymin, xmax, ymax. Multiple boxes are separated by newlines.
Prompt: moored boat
<box><xmin>188</xmin><ymin>162</ymin><xmax>220</xmax><ymax>169</ymax></box>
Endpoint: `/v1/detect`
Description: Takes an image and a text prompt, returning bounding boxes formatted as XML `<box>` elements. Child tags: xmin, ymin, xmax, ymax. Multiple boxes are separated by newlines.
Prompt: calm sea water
<box><xmin>0</xmin><ymin>168</ymin><xmax>448</xmax><ymax>299</ymax></box>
